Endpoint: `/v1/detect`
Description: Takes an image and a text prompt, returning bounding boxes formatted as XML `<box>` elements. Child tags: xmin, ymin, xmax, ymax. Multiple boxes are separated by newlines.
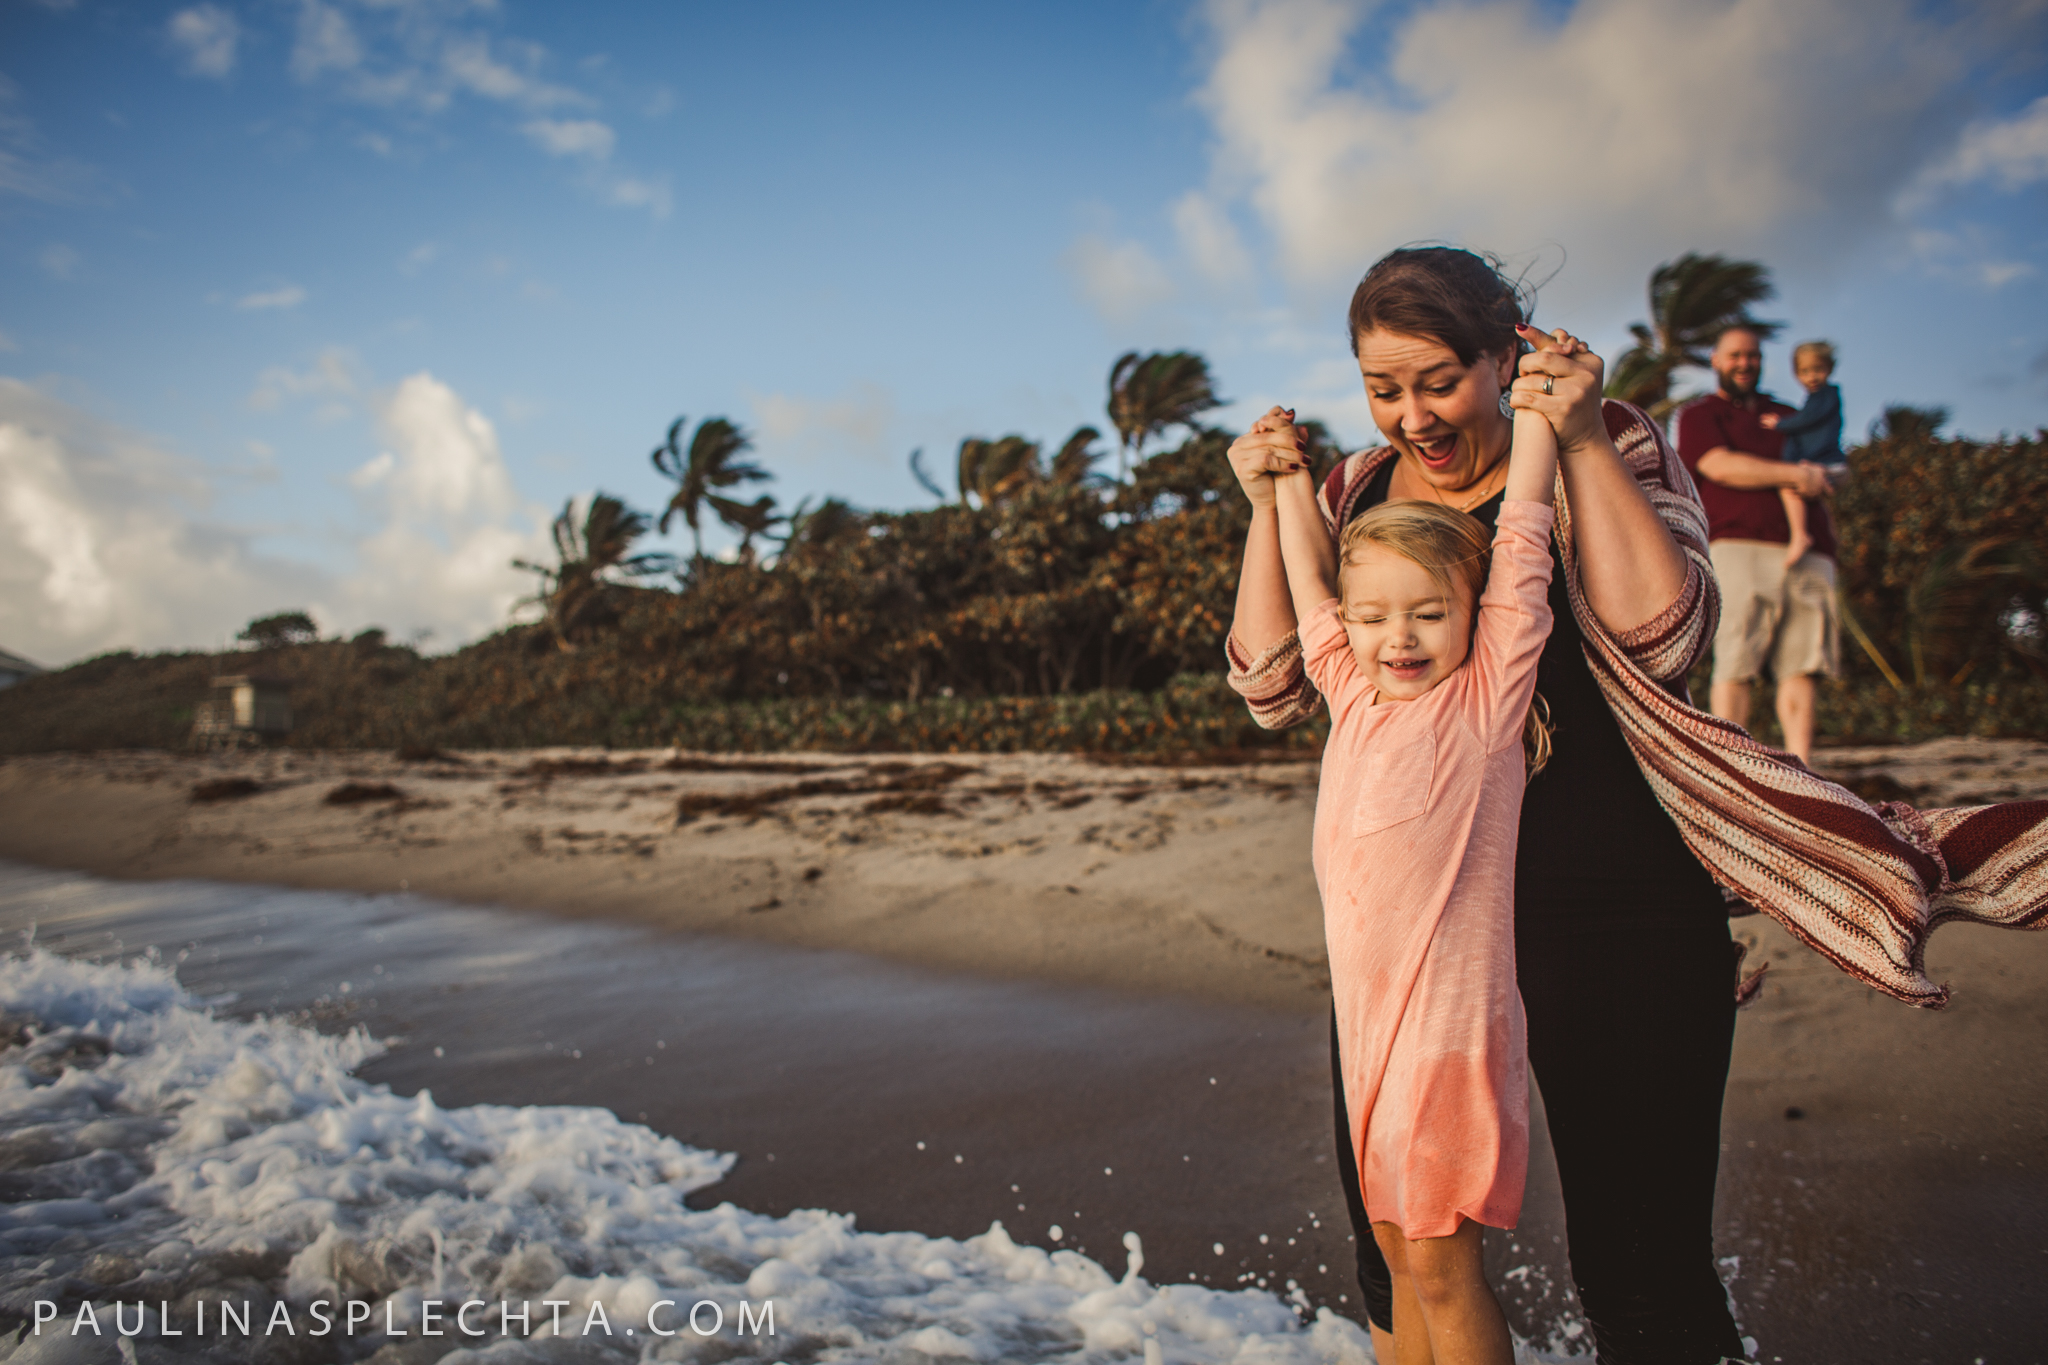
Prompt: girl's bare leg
<box><xmin>1371</xmin><ymin>1223</ymin><xmax>1431</xmax><ymax>1365</ymax></box>
<box><xmin>1373</xmin><ymin>1220</ymin><xmax>1512</xmax><ymax>1365</ymax></box>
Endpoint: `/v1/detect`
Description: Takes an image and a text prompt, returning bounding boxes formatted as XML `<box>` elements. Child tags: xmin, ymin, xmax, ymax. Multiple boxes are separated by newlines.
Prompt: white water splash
<box><xmin>0</xmin><ymin>947</ymin><xmax>1382</xmax><ymax>1363</ymax></box>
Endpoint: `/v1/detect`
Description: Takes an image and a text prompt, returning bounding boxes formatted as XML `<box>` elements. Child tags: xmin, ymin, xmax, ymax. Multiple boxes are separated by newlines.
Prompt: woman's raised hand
<box><xmin>1227</xmin><ymin>405</ymin><xmax>1310</xmax><ymax>510</ymax></box>
<box><xmin>1509</xmin><ymin>325</ymin><xmax>1607</xmax><ymax>456</ymax></box>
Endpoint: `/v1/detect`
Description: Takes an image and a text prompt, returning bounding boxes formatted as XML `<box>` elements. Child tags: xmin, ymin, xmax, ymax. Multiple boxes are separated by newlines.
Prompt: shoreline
<box><xmin>3</xmin><ymin>737</ymin><xmax>2048</xmax><ymax>1355</ymax></box>
<box><xmin>4</xmin><ymin>736</ymin><xmax>2048</xmax><ymax>1014</ymax></box>
<box><xmin>0</xmin><ymin>746</ymin><xmax>1335</xmax><ymax>1014</ymax></box>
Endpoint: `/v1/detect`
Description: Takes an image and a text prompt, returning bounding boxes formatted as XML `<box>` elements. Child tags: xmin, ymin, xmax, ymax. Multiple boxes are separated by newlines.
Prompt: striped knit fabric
<box><xmin>1226</xmin><ymin>400</ymin><xmax>2048</xmax><ymax>1007</ymax></box>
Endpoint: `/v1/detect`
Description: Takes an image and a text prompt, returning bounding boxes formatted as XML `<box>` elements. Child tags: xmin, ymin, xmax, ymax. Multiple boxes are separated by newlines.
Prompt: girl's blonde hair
<box><xmin>1339</xmin><ymin>500</ymin><xmax>1554</xmax><ymax>779</ymax></box>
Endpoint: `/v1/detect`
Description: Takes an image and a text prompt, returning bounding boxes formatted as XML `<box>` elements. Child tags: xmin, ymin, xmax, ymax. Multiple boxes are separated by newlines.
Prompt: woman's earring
<box><xmin>1498</xmin><ymin>390</ymin><xmax>1514</xmax><ymax>418</ymax></box>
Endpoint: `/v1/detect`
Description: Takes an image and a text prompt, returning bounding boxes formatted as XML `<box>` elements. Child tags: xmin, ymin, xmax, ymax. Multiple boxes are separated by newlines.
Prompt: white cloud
<box><xmin>444</xmin><ymin>37</ymin><xmax>583</xmax><ymax>112</ymax></box>
<box><xmin>1188</xmin><ymin>0</ymin><xmax>1977</xmax><ymax>303</ymax></box>
<box><xmin>523</xmin><ymin>117</ymin><xmax>615</xmax><ymax>160</ymax></box>
<box><xmin>275</xmin><ymin>6</ymin><xmax>668</xmax><ymax>217</ymax></box>
<box><xmin>39</xmin><ymin>244</ymin><xmax>79</xmax><ymax>280</ymax></box>
<box><xmin>1172</xmin><ymin>191</ymin><xmax>1254</xmax><ymax>288</ymax></box>
<box><xmin>1905</xmin><ymin>223</ymin><xmax>2039</xmax><ymax>291</ymax></box>
<box><xmin>1917</xmin><ymin>94</ymin><xmax>2048</xmax><ymax>194</ymax></box>
<box><xmin>247</xmin><ymin>347</ymin><xmax>360</xmax><ymax>413</ymax></box>
<box><xmin>292</xmin><ymin>1</ymin><xmax>363</xmax><ymax>82</ymax></box>
<box><xmin>0</xmin><ymin>379</ymin><xmax>330</xmax><ymax>662</ymax></box>
<box><xmin>751</xmin><ymin>383</ymin><xmax>897</xmax><ymax>459</ymax></box>
<box><xmin>0</xmin><ymin>77</ymin><xmax>101</xmax><ymax>204</ymax></box>
<box><xmin>340</xmin><ymin>373</ymin><xmax>546</xmax><ymax>643</ymax></box>
<box><xmin>604</xmin><ymin>175</ymin><xmax>669</xmax><ymax>217</ymax></box>
<box><xmin>518</xmin><ymin>122</ymin><xmax>669</xmax><ymax>217</ymax></box>
<box><xmin>169</xmin><ymin>5</ymin><xmax>240</xmax><ymax>79</ymax></box>
<box><xmin>289</xmin><ymin>3</ymin><xmax>584</xmax><ymax>115</ymax></box>
<box><xmin>1063</xmin><ymin>234</ymin><xmax>1177</xmax><ymax>322</ymax></box>
<box><xmin>0</xmin><ymin>375</ymin><xmax>549</xmax><ymax>665</ymax></box>
<box><xmin>236</xmin><ymin>284</ymin><xmax>308</xmax><ymax>311</ymax></box>
<box><xmin>360</xmin><ymin>374</ymin><xmax>521</xmax><ymax>522</ymax></box>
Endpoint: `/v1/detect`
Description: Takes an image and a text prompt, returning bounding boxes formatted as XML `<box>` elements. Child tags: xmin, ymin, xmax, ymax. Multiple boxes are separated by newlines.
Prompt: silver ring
<box><xmin>1541</xmin><ymin>375</ymin><xmax>1554</xmax><ymax>396</ymax></box>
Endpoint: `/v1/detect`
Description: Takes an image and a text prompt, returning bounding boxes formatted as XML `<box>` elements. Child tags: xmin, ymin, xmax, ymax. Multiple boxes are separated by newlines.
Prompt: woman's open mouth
<box><xmin>1410</xmin><ymin>433</ymin><xmax>1459</xmax><ymax>470</ymax></box>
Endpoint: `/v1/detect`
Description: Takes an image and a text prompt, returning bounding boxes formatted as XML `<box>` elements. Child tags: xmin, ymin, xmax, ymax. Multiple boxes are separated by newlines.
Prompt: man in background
<box><xmin>1675</xmin><ymin>326</ymin><xmax>1840</xmax><ymax>762</ymax></box>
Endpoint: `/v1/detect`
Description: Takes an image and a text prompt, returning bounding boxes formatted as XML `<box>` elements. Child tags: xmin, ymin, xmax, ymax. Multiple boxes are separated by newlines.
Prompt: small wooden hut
<box><xmin>193</xmin><ymin>675</ymin><xmax>292</xmax><ymax>744</ymax></box>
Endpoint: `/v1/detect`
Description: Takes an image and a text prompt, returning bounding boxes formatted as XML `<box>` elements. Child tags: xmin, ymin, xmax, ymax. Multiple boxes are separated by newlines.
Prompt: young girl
<box><xmin>1268</xmin><ymin>398</ymin><xmax>1558</xmax><ymax>1365</ymax></box>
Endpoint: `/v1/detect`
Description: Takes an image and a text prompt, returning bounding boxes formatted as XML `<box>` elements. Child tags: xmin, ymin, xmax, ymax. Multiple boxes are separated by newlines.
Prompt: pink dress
<box><xmin>1300</xmin><ymin>500</ymin><xmax>1555</xmax><ymax>1239</ymax></box>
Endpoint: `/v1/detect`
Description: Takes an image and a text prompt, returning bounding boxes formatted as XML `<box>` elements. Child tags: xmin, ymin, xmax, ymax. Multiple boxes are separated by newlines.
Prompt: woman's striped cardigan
<box><xmin>1225</xmin><ymin>400</ymin><xmax>2048</xmax><ymax>1007</ymax></box>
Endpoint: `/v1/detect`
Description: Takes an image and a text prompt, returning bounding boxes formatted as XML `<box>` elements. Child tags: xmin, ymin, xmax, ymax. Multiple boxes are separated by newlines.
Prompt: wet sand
<box><xmin>0</xmin><ymin>747</ymin><xmax>1334</xmax><ymax>1013</ymax></box>
<box><xmin>3</xmin><ymin>740</ymin><xmax>2048</xmax><ymax>1359</ymax></box>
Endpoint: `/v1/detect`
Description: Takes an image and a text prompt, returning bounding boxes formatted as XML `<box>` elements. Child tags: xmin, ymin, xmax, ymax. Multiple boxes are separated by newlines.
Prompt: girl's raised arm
<box><xmin>1505</xmin><ymin>396</ymin><xmax>1559</xmax><ymax>505</ymax></box>
<box><xmin>1273</xmin><ymin>465</ymin><xmax>1341</xmax><ymax>625</ymax></box>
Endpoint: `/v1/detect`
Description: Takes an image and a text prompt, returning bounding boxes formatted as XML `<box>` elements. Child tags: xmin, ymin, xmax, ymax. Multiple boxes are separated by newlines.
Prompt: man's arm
<box><xmin>1695</xmin><ymin>447</ymin><xmax>1828</xmax><ymax>496</ymax></box>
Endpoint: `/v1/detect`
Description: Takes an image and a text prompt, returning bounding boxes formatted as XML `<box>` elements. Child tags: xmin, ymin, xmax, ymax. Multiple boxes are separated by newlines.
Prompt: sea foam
<box><xmin>0</xmin><ymin>946</ymin><xmax>1385</xmax><ymax>1363</ymax></box>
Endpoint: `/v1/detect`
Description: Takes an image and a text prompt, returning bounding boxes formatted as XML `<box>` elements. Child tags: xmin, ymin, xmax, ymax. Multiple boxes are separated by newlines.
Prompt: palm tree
<box><xmin>779</xmin><ymin>496</ymin><xmax>865</xmax><ymax>560</ymax></box>
<box><xmin>1049</xmin><ymin>425</ymin><xmax>1108</xmax><ymax>487</ymax></box>
<box><xmin>1605</xmin><ymin>253</ymin><xmax>1780</xmax><ymax>418</ymax></box>
<box><xmin>649</xmin><ymin>416</ymin><xmax>771</xmax><ymax>562</ymax></box>
<box><xmin>955</xmin><ymin>435</ymin><xmax>1044</xmax><ymax>508</ymax></box>
<box><xmin>705</xmin><ymin>492</ymin><xmax>783</xmax><ymax>563</ymax></box>
<box><xmin>1871</xmin><ymin>405</ymin><xmax>1950</xmax><ymax>444</ymax></box>
<box><xmin>513</xmin><ymin>494</ymin><xmax>675</xmax><ymax>649</ymax></box>
<box><xmin>1107</xmin><ymin>351</ymin><xmax>1224</xmax><ymax>479</ymax></box>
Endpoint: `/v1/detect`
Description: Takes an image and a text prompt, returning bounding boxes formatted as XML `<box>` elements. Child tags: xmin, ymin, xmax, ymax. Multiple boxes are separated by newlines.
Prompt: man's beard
<box><xmin>1717</xmin><ymin>371</ymin><xmax>1757</xmax><ymax>399</ymax></box>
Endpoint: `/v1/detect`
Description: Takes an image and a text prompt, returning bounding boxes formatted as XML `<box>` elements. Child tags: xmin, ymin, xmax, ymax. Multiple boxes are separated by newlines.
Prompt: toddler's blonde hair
<box><xmin>1339</xmin><ymin>500</ymin><xmax>1554</xmax><ymax>779</ymax></box>
<box><xmin>1792</xmin><ymin>339</ymin><xmax>1836</xmax><ymax>371</ymax></box>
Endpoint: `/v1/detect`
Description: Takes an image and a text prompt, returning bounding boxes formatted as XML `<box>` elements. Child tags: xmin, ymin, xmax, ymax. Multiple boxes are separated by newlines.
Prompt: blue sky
<box><xmin>3</xmin><ymin>0</ymin><xmax>2046</xmax><ymax>665</ymax></box>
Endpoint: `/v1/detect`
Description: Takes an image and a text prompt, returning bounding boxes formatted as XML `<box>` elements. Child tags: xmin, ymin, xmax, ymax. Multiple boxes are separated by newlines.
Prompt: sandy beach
<box><xmin>0</xmin><ymin>746</ymin><xmax>1337</xmax><ymax>1012</ymax></box>
<box><xmin>2</xmin><ymin>739</ymin><xmax>2047</xmax><ymax>1359</ymax></box>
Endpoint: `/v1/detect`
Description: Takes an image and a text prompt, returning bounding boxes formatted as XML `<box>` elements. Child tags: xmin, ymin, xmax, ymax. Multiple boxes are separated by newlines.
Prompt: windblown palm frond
<box><xmin>1605</xmin><ymin>253</ymin><xmax>1780</xmax><ymax>417</ymax></box>
<box><xmin>780</xmin><ymin>497</ymin><xmax>866</xmax><ymax>559</ymax></box>
<box><xmin>1108</xmin><ymin>351</ymin><xmax>1224</xmax><ymax>480</ymax></box>
<box><xmin>956</xmin><ymin>435</ymin><xmax>1043</xmax><ymax>509</ymax></box>
<box><xmin>1872</xmin><ymin>405</ymin><xmax>1950</xmax><ymax>444</ymax></box>
<box><xmin>650</xmin><ymin>416</ymin><xmax>770</xmax><ymax>561</ymax></box>
<box><xmin>706</xmin><ymin>492</ymin><xmax>783</xmax><ymax>561</ymax></box>
<box><xmin>514</xmin><ymin>493</ymin><xmax>673</xmax><ymax>650</ymax></box>
<box><xmin>1050</xmin><ymin>425</ymin><xmax>1108</xmax><ymax>488</ymax></box>
<box><xmin>908</xmin><ymin>448</ymin><xmax>947</xmax><ymax>501</ymax></box>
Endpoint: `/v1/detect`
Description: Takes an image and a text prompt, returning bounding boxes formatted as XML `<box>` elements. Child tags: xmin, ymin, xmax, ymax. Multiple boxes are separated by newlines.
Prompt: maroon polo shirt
<box><xmin>1675</xmin><ymin>390</ymin><xmax>1835</xmax><ymax>557</ymax></box>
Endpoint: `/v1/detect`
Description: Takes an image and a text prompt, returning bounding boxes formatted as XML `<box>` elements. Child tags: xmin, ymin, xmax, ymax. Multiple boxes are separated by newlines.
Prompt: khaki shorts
<box><xmin>1709</xmin><ymin>540</ymin><xmax>1840</xmax><ymax>686</ymax></box>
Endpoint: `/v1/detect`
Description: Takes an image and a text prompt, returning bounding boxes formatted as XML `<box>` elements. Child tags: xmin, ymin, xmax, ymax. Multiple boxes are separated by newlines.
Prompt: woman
<box><xmin>1225</xmin><ymin>248</ymin><xmax>1745</xmax><ymax>1364</ymax></box>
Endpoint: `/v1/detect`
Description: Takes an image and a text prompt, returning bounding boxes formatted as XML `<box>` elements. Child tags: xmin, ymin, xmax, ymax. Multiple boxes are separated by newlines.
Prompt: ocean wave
<box><xmin>0</xmin><ymin>946</ymin><xmax>1379</xmax><ymax>1364</ymax></box>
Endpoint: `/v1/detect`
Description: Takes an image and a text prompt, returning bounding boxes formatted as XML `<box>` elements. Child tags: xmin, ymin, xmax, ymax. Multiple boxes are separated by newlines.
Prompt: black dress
<box><xmin>1333</xmin><ymin>465</ymin><xmax>1745</xmax><ymax>1364</ymax></box>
